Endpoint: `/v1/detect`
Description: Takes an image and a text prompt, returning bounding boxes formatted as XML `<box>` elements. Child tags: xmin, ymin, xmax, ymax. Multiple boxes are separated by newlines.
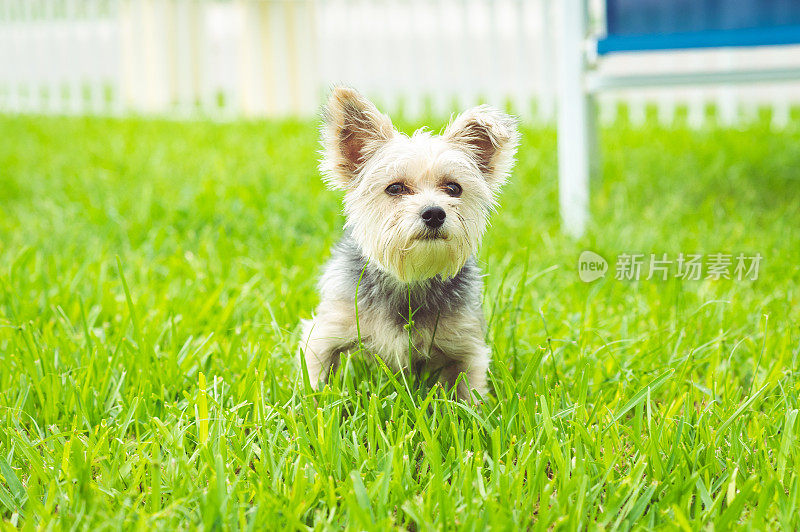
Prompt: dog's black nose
<box><xmin>421</xmin><ymin>206</ymin><xmax>446</xmax><ymax>229</ymax></box>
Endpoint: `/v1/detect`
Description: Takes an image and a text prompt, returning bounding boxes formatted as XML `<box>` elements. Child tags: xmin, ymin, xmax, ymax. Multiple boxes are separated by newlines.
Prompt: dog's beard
<box><xmin>392</xmin><ymin>237</ymin><xmax>466</xmax><ymax>282</ymax></box>
<box><xmin>354</xmin><ymin>221</ymin><xmax>476</xmax><ymax>283</ymax></box>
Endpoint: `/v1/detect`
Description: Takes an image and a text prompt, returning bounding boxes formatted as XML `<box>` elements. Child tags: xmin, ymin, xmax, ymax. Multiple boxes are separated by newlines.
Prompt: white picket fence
<box><xmin>1</xmin><ymin>0</ymin><xmax>799</xmax><ymax>125</ymax></box>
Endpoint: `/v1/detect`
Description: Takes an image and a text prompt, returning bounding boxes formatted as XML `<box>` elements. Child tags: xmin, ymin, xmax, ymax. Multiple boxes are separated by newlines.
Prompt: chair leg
<box><xmin>557</xmin><ymin>0</ymin><xmax>592</xmax><ymax>238</ymax></box>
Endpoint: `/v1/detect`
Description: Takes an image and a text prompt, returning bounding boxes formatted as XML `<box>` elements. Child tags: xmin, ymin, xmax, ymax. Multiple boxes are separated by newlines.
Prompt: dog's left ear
<box><xmin>443</xmin><ymin>106</ymin><xmax>519</xmax><ymax>189</ymax></box>
<box><xmin>320</xmin><ymin>87</ymin><xmax>396</xmax><ymax>189</ymax></box>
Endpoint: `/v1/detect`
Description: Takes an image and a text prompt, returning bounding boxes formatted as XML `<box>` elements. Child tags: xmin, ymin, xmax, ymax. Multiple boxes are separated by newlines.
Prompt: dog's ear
<box><xmin>320</xmin><ymin>87</ymin><xmax>395</xmax><ymax>189</ymax></box>
<box><xmin>443</xmin><ymin>106</ymin><xmax>519</xmax><ymax>189</ymax></box>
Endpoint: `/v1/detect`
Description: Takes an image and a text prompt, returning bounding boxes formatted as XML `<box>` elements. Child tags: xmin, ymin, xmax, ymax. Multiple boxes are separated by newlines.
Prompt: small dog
<box><xmin>300</xmin><ymin>87</ymin><xmax>519</xmax><ymax>400</ymax></box>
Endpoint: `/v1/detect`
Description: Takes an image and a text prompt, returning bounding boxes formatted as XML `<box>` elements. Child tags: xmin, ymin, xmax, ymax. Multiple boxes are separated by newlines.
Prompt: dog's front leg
<box><xmin>429</xmin><ymin>311</ymin><xmax>491</xmax><ymax>401</ymax></box>
<box><xmin>299</xmin><ymin>301</ymin><xmax>356</xmax><ymax>388</ymax></box>
<box><xmin>438</xmin><ymin>349</ymin><xmax>490</xmax><ymax>401</ymax></box>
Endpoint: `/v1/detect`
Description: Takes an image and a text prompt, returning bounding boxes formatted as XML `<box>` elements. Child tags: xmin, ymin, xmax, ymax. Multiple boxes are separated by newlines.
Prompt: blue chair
<box><xmin>558</xmin><ymin>0</ymin><xmax>800</xmax><ymax>236</ymax></box>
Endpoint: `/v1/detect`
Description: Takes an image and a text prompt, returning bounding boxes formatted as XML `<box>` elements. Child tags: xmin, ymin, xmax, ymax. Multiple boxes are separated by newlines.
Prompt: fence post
<box><xmin>718</xmin><ymin>50</ymin><xmax>737</xmax><ymax>125</ymax></box>
<box><xmin>513</xmin><ymin>0</ymin><xmax>532</xmax><ymax>120</ymax></box>
<box><xmin>8</xmin><ymin>0</ymin><xmax>23</xmax><ymax>113</ymax></box>
<box><xmin>119</xmin><ymin>0</ymin><xmax>138</xmax><ymax>113</ymax></box>
<box><xmin>238</xmin><ymin>0</ymin><xmax>263</xmax><ymax>115</ymax></box>
<box><xmin>180</xmin><ymin>0</ymin><xmax>204</xmax><ymax>115</ymax></box>
<box><xmin>538</xmin><ymin>0</ymin><xmax>555</xmax><ymax>122</ymax></box>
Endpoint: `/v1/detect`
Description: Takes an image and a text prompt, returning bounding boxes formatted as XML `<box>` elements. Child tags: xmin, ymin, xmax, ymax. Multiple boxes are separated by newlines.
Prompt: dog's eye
<box><xmin>443</xmin><ymin>182</ymin><xmax>462</xmax><ymax>197</ymax></box>
<box><xmin>385</xmin><ymin>183</ymin><xmax>408</xmax><ymax>196</ymax></box>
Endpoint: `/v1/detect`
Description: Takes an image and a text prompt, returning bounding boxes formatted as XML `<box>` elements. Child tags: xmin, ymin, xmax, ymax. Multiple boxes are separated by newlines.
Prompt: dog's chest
<box><xmin>354</xmin><ymin>275</ymin><xmax>481</xmax><ymax>370</ymax></box>
<box><xmin>355</xmin><ymin>303</ymin><xmax>443</xmax><ymax>370</ymax></box>
<box><xmin>322</xmin><ymin>238</ymin><xmax>484</xmax><ymax>368</ymax></box>
<box><xmin>353</xmin><ymin>259</ymin><xmax>480</xmax><ymax>325</ymax></box>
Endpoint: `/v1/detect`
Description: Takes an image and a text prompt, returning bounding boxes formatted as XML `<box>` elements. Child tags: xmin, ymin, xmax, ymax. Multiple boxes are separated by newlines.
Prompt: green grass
<box><xmin>0</xmin><ymin>113</ymin><xmax>799</xmax><ymax>530</ymax></box>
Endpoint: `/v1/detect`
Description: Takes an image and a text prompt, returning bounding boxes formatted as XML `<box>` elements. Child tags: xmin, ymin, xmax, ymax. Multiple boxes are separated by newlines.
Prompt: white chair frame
<box><xmin>557</xmin><ymin>0</ymin><xmax>800</xmax><ymax>237</ymax></box>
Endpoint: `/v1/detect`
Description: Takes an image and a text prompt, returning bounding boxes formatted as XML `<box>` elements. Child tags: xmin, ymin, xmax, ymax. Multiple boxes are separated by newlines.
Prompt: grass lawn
<box><xmin>0</xmin><ymin>113</ymin><xmax>799</xmax><ymax>529</ymax></box>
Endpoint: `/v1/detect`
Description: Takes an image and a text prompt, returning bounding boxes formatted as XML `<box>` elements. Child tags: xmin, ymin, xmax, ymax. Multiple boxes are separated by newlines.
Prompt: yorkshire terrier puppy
<box><xmin>300</xmin><ymin>87</ymin><xmax>518</xmax><ymax>400</ymax></box>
